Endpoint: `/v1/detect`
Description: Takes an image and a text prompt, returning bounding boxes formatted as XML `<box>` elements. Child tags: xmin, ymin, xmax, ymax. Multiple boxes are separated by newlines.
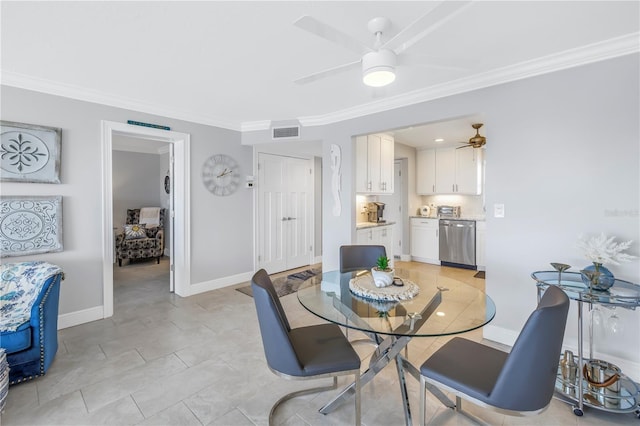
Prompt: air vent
<box><xmin>272</xmin><ymin>126</ymin><xmax>300</xmax><ymax>139</ymax></box>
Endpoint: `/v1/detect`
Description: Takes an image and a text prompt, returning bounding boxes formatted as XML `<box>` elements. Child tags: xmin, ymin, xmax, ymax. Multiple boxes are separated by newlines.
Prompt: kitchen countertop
<box><xmin>356</xmin><ymin>221</ymin><xmax>396</xmax><ymax>229</ymax></box>
<box><xmin>409</xmin><ymin>215</ymin><xmax>486</xmax><ymax>221</ymax></box>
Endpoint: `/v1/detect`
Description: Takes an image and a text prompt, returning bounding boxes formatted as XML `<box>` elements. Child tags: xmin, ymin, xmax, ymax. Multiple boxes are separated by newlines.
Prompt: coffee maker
<box><xmin>366</xmin><ymin>202</ymin><xmax>386</xmax><ymax>223</ymax></box>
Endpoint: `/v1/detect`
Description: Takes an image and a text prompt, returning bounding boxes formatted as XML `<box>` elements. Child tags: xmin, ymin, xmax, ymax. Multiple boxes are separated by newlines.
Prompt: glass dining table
<box><xmin>297</xmin><ymin>267</ymin><xmax>496</xmax><ymax>426</ymax></box>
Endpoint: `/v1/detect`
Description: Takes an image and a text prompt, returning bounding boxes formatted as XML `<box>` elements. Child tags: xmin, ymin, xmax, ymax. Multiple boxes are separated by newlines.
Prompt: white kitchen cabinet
<box><xmin>355</xmin><ymin>133</ymin><xmax>394</xmax><ymax>194</ymax></box>
<box><xmin>476</xmin><ymin>220</ymin><xmax>486</xmax><ymax>271</ymax></box>
<box><xmin>455</xmin><ymin>147</ymin><xmax>482</xmax><ymax>194</ymax></box>
<box><xmin>434</xmin><ymin>148</ymin><xmax>456</xmax><ymax>193</ymax></box>
<box><xmin>416</xmin><ymin>149</ymin><xmax>436</xmax><ymax>194</ymax></box>
<box><xmin>416</xmin><ymin>147</ymin><xmax>482</xmax><ymax>195</ymax></box>
<box><xmin>356</xmin><ymin>225</ymin><xmax>394</xmax><ymax>266</ymax></box>
<box><xmin>410</xmin><ymin>218</ymin><xmax>440</xmax><ymax>264</ymax></box>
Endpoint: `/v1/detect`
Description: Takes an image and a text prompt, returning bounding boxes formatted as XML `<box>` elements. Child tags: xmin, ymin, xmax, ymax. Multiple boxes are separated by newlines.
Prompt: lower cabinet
<box><xmin>410</xmin><ymin>218</ymin><xmax>440</xmax><ymax>265</ymax></box>
<box><xmin>356</xmin><ymin>225</ymin><xmax>394</xmax><ymax>267</ymax></box>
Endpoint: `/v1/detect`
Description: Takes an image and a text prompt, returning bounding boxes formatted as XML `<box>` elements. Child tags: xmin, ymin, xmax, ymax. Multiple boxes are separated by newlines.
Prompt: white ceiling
<box><xmin>2</xmin><ymin>1</ymin><xmax>638</xmax><ymax>143</ymax></box>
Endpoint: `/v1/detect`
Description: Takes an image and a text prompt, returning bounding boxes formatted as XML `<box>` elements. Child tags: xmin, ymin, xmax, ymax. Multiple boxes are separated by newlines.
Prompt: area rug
<box><xmin>474</xmin><ymin>271</ymin><xmax>486</xmax><ymax>279</ymax></box>
<box><xmin>236</xmin><ymin>267</ymin><xmax>322</xmax><ymax>298</ymax></box>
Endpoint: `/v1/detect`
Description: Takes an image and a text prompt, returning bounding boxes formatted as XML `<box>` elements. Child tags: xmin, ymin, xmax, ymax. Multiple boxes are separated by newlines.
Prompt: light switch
<box><xmin>494</xmin><ymin>204</ymin><xmax>505</xmax><ymax>218</ymax></box>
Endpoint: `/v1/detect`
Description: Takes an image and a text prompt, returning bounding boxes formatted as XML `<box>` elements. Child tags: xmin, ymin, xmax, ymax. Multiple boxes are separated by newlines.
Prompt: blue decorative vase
<box><xmin>581</xmin><ymin>263</ymin><xmax>615</xmax><ymax>291</ymax></box>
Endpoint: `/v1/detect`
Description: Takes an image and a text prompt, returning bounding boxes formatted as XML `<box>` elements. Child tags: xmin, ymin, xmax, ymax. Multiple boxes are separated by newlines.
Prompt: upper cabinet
<box><xmin>356</xmin><ymin>133</ymin><xmax>395</xmax><ymax>194</ymax></box>
<box><xmin>417</xmin><ymin>147</ymin><xmax>483</xmax><ymax>195</ymax></box>
<box><xmin>416</xmin><ymin>149</ymin><xmax>436</xmax><ymax>194</ymax></box>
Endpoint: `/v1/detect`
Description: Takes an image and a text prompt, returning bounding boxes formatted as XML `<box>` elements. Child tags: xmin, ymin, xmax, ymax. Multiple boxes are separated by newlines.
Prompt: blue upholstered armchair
<box><xmin>0</xmin><ymin>261</ymin><xmax>64</xmax><ymax>385</ymax></box>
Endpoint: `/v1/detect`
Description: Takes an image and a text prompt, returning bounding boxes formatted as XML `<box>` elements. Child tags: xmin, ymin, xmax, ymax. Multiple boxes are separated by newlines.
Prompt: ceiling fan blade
<box><xmin>294</xmin><ymin>15</ymin><xmax>371</xmax><ymax>55</ymax></box>
<box><xmin>383</xmin><ymin>1</ymin><xmax>473</xmax><ymax>55</ymax></box>
<box><xmin>398</xmin><ymin>54</ymin><xmax>467</xmax><ymax>72</ymax></box>
<box><xmin>294</xmin><ymin>60</ymin><xmax>361</xmax><ymax>85</ymax></box>
<box><xmin>456</xmin><ymin>144</ymin><xmax>472</xmax><ymax>150</ymax></box>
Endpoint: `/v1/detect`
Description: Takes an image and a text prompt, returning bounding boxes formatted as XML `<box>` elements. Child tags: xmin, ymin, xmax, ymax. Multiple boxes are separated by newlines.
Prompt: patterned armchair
<box><xmin>115</xmin><ymin>208</ymin><xmax>165</xmax><ymax>266</ymax></box>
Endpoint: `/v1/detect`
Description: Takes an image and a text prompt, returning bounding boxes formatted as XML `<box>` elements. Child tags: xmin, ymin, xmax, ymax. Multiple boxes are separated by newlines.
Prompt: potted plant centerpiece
<box><xmin>371</xmin><ymin>255</ymin><xmax>394</xmax><ymax>288</ymax></box>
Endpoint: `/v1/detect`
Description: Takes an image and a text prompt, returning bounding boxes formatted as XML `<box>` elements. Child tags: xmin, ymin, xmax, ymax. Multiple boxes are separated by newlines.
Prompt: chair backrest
<box><xmin>126</xmin><ymin>208</ymin><xmax>165</xmax><ymax>227</ymax></box>
<box><xmin>490</xmin><ymin>285</ymin><xmax>569</xmax><ymax>411</ymax></box>
<box><xmin>251</xmin><ymin>269</ymin><xmax>302</xmax><ymax>376</ymax></box>
<box><xmin>340</xmin><ymin>245</ymin><xmax>386</xmax><ymax>272</ymax></box>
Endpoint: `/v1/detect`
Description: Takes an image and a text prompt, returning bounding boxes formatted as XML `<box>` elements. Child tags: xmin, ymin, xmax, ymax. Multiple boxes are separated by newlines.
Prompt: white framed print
<box><xmin>0</xmin><ymin>196</ymin><xmax>63</xmax><ymax>257</ymax></box>
<box><xmin>0</xmin><ymin>121</ymin><xmax>62</xmax><ymax>183</ymax></box>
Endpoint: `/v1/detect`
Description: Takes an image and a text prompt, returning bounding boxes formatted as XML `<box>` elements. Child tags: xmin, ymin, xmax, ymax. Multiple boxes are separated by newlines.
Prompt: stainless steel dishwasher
<box><xmin>439</xmin><ymin>219</ymin><xmax>476</xmax><ymax>268</ymax></box>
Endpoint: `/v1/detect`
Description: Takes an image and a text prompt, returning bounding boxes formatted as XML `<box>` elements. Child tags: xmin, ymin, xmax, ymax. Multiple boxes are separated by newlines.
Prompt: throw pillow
<box><xmin>124</xmin><ymin>224</ymin><xmax>146</xmax><ymax>240</ymax></box>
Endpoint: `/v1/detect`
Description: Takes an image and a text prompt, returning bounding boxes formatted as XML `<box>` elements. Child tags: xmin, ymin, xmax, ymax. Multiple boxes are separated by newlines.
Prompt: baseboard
<box><xmin>399</xmin><ymin>254</ymin><xmax>412</xmax><ymax>262</ymax></box>
<box><xmin>410</xmin><ymin>256</ymin><xmax>441</xmax><ymax>265</ymax></box>
<box><xmin>189</xmin><ymin>271</ymin><xmax>254</xmax><ymax>296</ymax></box>
<box><xmin>58</xmin><ymin>305</ymin><xmax>104</xmax><ymax>330</ymax></box>
<box><xmin>483</xmin><ymin>324</ymin><xmax>520</xmax><ymax>347</ymax></box>
<box><xmin>313</xmin><ymin>255</ymin><xmax>322</xmax><ymax>265</ymax></box>
<box><xmin>484</xmin><ymin>325</ymin><xmax>640</xmax><ymax>382</ymax></box>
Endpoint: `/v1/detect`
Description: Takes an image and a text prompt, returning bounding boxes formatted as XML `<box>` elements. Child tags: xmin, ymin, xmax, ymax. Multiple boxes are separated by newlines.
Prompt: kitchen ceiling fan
<box><xmin>293</xmin><ymin>1</ymin><xmax>472</xmax><ymax>87</ymax></box>
<box><xmin>457</xmin><ymin>123</ymin><xmax>486</xmax><ymax>149</ymax></box>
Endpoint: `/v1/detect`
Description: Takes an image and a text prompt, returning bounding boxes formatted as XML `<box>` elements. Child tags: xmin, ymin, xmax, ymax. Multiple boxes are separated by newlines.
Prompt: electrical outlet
<box><xmin>494</xmin><ymin>204</ymin><xmax>505</xmax><ymax>218</ymax></box>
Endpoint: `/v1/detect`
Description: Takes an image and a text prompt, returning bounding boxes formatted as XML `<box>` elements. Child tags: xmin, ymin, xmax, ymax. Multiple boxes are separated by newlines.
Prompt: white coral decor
<box><xmin>576</xmin><ymin>233</ymin><xmax>636</xmax><ymax>265</ymax></box>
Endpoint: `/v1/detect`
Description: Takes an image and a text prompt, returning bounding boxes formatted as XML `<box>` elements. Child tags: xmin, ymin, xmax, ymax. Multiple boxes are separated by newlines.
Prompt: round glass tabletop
<box><xmin>297</xmin><ymin>268</ymin><xmax>495</xmax><ymax>337</ymax></box>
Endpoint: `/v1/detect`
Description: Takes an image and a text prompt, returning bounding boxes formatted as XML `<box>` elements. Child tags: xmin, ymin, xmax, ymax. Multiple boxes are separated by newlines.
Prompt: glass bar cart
<box><xmin>531</xmin><ymin>270</ymin><xmax>640</xmax><ymax>418</ymax></box>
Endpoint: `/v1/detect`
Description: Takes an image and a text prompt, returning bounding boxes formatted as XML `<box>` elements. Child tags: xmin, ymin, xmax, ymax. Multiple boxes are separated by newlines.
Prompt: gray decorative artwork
<box><xmin>0</xmin><ymin>121</ymin><xmax>62</xmax><ymax>183</ymax></box>
<box><xmin>0</xmin><ymin>196</ymin><xmax>63</xmax><ymax>257</ymax></box>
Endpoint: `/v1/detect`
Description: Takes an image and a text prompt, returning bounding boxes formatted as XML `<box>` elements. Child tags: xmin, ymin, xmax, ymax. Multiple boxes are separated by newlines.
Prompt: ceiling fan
<box><xmin>457</xmin><ymin>123</ymin><xmax>486</xmax><ymax>149</ymax></box>
<box><xmin>293</xmin><ymin>1</ymin><xmax>472</xmax><ymax>87</ymax></box>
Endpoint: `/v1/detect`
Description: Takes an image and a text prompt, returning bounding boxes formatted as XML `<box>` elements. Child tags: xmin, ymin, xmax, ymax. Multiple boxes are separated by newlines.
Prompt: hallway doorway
<box><xmin>112</xmin><ymin>136</ymin><xmax>172</xmax><ymax>302</ymax></box>
<box><xmin>101</xmin><ymin>120</ymin><xmax>191</xmax><ymax>318</ymax></box>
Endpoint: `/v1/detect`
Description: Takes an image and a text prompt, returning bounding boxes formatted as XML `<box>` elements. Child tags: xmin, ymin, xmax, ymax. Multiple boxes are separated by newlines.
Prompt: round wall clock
<box><xmin>202</xmin><ymin>154</ymin><xmax>241</xmax><ymax>196</ymax></box>
<box><xmin>164</xmin><ymin>174</ymin><xmax>170</xmax><ymax>194</ymax></box>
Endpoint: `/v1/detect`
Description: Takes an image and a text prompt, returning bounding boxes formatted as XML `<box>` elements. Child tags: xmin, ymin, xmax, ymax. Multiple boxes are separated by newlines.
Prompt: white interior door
<box><xmin>168</xmin><ymin>144</ymin><xmax>175</xmax><ymax>292</ymax></box>
<box><xmin>285</xmin><ymin>157</ymin><xmax>311</xmax><ymax>269</ymax></box>
<box><xmin>258</xmin><ymin>153</ymin><xmax>312</xmax><ymax>274</ymax></box>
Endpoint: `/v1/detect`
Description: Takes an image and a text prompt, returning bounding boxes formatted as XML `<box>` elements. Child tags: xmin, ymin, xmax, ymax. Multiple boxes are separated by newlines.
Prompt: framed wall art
<box><xmin>0</xmin><ymin>121</ymin><xmax>62</xmax><ymax>183</ymax></box>
<box><xmin>0</xmin><ymin>196</ymin><xmax>63</xmax><ymax>257</ymax></box>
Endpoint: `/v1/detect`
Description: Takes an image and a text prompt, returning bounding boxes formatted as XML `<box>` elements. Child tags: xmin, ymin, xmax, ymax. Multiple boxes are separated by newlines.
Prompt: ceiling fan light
<box><xmin>362</xmin><ymin>49</ymin><xmax>396</xmax><ymax>87</ymax></box>
<box><xmin>363</xmin><ymin>69</ymin><xmax>396</xmax><ymax>87</ymax></box>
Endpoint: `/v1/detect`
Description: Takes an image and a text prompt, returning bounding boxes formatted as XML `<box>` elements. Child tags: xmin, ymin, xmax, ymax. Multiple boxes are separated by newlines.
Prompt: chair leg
<box><xmin>157</xmin><ymin>256</ymin><xmax>160</xmax><ymax>264</ymax></box>
<box><xmin>269</xmin><ymin>377</ymin><xmax>338</xmax><ymax>425</ymax></box>
<box><xmin>118</xmin><ymin>259</ymin><xmax>122</xmax><ymax>267</ymax></box>
<box><xmin>420</xmin><ymin>375</ymin><xmax>427</xmax><ymax>426</ymax></box>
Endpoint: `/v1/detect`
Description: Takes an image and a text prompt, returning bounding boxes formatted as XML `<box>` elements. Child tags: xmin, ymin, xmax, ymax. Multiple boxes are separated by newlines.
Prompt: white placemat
<box><xmin>349</xmin><ymin>273</ymin><xmax>419</xmax><ymax>301</ymax></box>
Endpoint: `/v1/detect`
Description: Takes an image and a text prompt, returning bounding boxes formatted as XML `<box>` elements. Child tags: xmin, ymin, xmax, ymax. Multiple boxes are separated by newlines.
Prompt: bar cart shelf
<box><xmin>531</xmin><ymin>271</ymin><xmax>640</xmax><ymax>418</ymax></box>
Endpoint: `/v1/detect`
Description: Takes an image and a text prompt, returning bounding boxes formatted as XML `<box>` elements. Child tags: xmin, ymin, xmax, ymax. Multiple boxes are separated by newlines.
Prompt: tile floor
<box><xmin>1</xmin><ymin>259</ymin><xmax>636</xmax><ymax>425</ymax></box>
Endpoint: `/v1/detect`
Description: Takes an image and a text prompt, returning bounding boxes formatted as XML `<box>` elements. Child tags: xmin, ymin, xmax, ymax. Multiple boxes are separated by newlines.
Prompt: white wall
<box><xmin>1</xmin><ymin>86</ymin><xmax>254</xmax><ymax>319</ymax></box>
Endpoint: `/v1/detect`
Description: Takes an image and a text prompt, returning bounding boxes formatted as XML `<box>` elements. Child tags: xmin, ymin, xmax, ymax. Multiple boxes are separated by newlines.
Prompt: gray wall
<box><xmin>315</xmin><ymin>54</ymin><xmax>640</xmax><ymax>376</ymax></box>
<box><xmin>112</xmin><ymin>150</ymin><xmax>163</xmax><ymax>229</ymax></box>
<box><xmin>0</xmin><ymin>86</ymin><xmax>253</xmax><ymax>315</ymax></box>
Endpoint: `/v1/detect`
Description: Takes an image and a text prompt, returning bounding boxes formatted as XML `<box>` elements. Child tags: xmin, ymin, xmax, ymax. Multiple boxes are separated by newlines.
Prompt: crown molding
<box><xmin>240</xmin><ymin>120</ymin><xmax>272</xmax><ymax>132</ymax></box>
<box><xmin>1</xmin><ymin>71</ymin><xmax>242</xmax><ymax>131</ymax></box>
<box><xmin>295</xmin><ymin>32</ymin><xmax>640</xmax><ymax>127</ymax></box>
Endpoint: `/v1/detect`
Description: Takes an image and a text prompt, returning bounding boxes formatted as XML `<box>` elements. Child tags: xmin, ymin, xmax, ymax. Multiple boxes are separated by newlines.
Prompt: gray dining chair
<box><xmin>419</xmin><ymin>285</ymin><xmax>569</xmax><ymax>425</ymax></box>
<box><xmin>340</xmin><ymin>245</ymin><xmax>386</xmax><ymax>272</ymax></box>
<box><xmin>251</xmin><ymin>269</ymin><xmax>361</xmax><ymax>425</ymax></box>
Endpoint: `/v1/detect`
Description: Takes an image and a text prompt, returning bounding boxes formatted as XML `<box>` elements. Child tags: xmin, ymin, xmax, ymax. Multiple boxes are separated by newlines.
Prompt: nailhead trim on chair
<box><xmin>9</xmin><ymin>276</ymin><xmax>56</xmax><ymax>385</ymax></box>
